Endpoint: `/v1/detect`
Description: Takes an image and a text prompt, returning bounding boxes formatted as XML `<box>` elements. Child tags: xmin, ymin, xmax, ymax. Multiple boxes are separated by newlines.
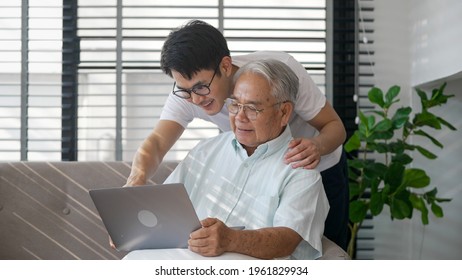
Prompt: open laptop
<box><xmin>89</xmin><ymin>183</ymin><xmax>201</xmax><ymax>252</ymax></box>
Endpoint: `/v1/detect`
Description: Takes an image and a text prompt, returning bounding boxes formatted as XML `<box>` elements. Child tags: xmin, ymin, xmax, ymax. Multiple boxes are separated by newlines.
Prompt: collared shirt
<box><xmin>160</xmin><ymin>51</ymin><xmax>341</xmax><ymax>172</ymax></box>
<box><xmin>164</xmin><ymin>126</ymin><xmax>329</xmax><ymax>259</ymax></box>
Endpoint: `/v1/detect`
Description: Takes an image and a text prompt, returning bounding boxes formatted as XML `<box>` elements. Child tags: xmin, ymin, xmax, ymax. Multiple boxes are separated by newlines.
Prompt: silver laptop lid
<box><xmin>89</xmin><ymin>183</ymin><xmax>201</xmax><ymax>251</ymax></box>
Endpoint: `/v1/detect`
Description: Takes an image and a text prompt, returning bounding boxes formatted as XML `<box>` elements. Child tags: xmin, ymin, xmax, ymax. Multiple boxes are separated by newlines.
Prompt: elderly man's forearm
<box><xmin>228</xmin><ymin>227</ymin><xmax>302</xmax><ymax>259</ymax></box>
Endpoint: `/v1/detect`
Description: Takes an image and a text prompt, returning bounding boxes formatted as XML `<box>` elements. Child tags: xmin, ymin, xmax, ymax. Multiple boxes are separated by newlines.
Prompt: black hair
<box><xmin>160</xmin><ymin>20</ymin><xmax>230</xmax><ymax>79</ymax></box>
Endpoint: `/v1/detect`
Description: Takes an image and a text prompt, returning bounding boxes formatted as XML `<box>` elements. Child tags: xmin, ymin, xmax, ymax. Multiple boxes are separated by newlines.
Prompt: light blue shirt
<box><xmin>164</xmin><ymin>126</ymin><xmax>329</xmax><ymax>259</ymax></box>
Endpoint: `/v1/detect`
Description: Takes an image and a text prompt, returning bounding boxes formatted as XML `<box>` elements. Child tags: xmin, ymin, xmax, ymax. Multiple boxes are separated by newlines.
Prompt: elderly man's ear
<box><xmin>280</xmin><ymin>102</ymin><xmax>294</xmax><ymax>126</ymax></box>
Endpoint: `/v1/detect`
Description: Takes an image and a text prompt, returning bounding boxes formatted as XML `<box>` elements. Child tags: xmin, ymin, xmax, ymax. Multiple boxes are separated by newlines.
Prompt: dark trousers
<box><xmin>320</xmin><ymin>149</ymin><xmax>349</xmax><ymax>251</ymax></box>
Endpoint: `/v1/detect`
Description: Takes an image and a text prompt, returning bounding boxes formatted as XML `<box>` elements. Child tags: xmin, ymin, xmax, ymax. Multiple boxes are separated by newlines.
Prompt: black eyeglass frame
<box><xmin>171</xmin><ymin>63</ymin><xmax>220</xmax><ymax>99</ymax></box>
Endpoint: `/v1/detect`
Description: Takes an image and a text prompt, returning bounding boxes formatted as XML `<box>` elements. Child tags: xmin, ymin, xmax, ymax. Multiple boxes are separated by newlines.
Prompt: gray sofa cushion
<box><xmin>0</xmin><ymin>161</ymin><xmax>177</xmax><ymax>260</ymax></box>
<box><xmin>0</xmin><ymin>161</ymin><xmax>349</xmax><ymax>260</ymax></box>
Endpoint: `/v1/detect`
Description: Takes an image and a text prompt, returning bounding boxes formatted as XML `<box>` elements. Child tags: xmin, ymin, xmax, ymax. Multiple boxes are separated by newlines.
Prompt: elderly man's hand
<box><xmin>284</xmin><ymin>138</ymin><xmax>321</xmax><ymax>169</ymax></box>
<box><xmin>188</xmin><ymin>218</ymin><xmax>236</xmax><ymax>257</ymax></box>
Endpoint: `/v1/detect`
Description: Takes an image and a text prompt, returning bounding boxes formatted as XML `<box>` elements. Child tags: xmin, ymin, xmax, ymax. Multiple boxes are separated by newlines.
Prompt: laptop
<box><xmin>89</xmin><ymin>183</ymin><xmax>202</xmax><ymax>252</ymax></box>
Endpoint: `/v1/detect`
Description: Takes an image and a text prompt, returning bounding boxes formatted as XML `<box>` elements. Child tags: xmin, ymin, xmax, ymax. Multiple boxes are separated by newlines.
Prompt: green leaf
<box><xmin>415</xmin><ymin>87</ymin><xmax>429</xmax><ymax>109</ymax></box>
<box><xmin>384</xmin><ymin>163</ymin><xmax>404</xmax><ymax>190</ymax></box>
<box><xmin>358</xmin><ymin>110</ymin><xmax>368</xmax><ymax>127</ymax></box>
<box><xmin>413</xmin><ymin>111</ymin><xmax>442</xmax><ymax>129</ymax></box>
<box><xmin>421</xmin><ymin>82</ymin><xmax>454</xmax><ymax>109</ymax></box>
<box><xmin>403</xmin><ymin>168</ymin><xmax>430</xmax><ymax>188</ymax></box>
<box><xmin>358</xmin><ymin>111</ymin><xmax>373</xmax><ymax>137</ymax></box>
<box><xmin>373</xmin><ymin>119</ymin><xmax>393</xmax><ymax>132</ymax></box>
<box><xmin>363</xmin><ymin>167</ymin><xmax>379</xmax><ymax>181</ymax></box>
<box><xmin>437</xmin><ymin>116</ymin><xmax>457</xmax><ymax>131</ymax></box>
<box><xmin>413</xmin><ymin>129</ymin><xmax>443</xmax><ymax>148</ymax></box>
<box><xmin>370</xmin><ymin>110</ymin><xmax>386</xmax><ymax>118</ymax></box>
<box><xmin>409</xmin><ymin>194</ymin><xmax>429</xmax><ymax>225</ymax></box>
<box><xmin>368</xmin><ymin>87</ymin><xmax>385</xmax><ymax>108</ymax></box>
<box><xmin>381</xmin><ymin>184</ymin><xmax>391</xmax><ymax>203</ymax></box>
<box><xmin>368</xmin><ymin>142</ymin><xmax>389</xmax><ymax>153</ymax></box>
<box><xmin>370</xmin><ymin>131</ymin><xmax>394</xmax><ymax>141</ymax></box>
<box><xmin>364</xmin><ymin>162</ymin><xmax>387</xmax><ymax>181</ymax></box>
<box><xmin>392</xmin><ymin>107</ymin><xmax>412</xmax><ymax>129</ymax></box>
<box><xmin>358</xmin><ymin>176</ymin><xmax>371</xmax><ymax>193</ymax></box>
<box><xmin>391</xmin><ymin>197</ymin><xmax>412</xmax><ymax>219</ymax></box>
<box><xmin>419</xmin><ymin>206</ymin><xmax>429</xmax><ymax>225</ymax></box>
<box><xmin>384</xmin><ymin>85</ymin><xmax>400</xmax><ymax>108</ymax></box>
<box><xmin>358</xmin><ymin>121</ymin><xmax>368</xmax><ymax>137</ymax></box>
<box><xmin>372</xmin><ymin>162</ymin><xmax>388</xmax><ymax>174</ymax></box>
<box><xmin>415</xmin><ymin>146</ymin><xmax>437</xmax><ymax>159</ymax></box>
<box><xmin>367</xmin><ymin>115</ymin><xmax>376</xmax><ymax>131</ymax></box>
<box><xmin>349</xmin><ymin>182</ymin><xmax>361</xmax><ymax>200</ymax></box>
<box><xmin>431</xmin><ymin>202</ymin><xmax>444</xmax><ymax>218</ymax></box>
<box><xmin>409</xmin><ymin>194</ymin><xmax>426</xmax><ymax>211</ymax></box>
<box><xmin>421</xmin><ymin>210</ymin><xmax>429</xmax><ymax>225</ymax></box>
<box><xmin>350</xmin><ymin>200</ymin><xmax>368</xmax><ymax>223</ymax></box>
<box><xmin>370</xmin><ymin>192</ymin><xmax>384</xmax><ymax>216</ymax></box>
<box><xmin>389</xmin><ymin>141</ymin><xmax>406</xmax><ymax>154</ymax></box>
<box><xmin>370</xmin><ymin>177</ymin><xmax>382</xmax><ymax>193</ymax></box>
<box><xmin>403</xmin><ymin>122</ymin><xmax>412</xmax><ymax>138</ymax></box>
<box><xmin>347</xmin><ymin>158</ymin><xmax>367</xmax><ymax>169</ymax></box>
<box><xmin>344</xmin><ymin>131</ymin><xmax>361</xmax><ymax>152</ymax></box>
<box><xmin>423</xmin><ymin>188</ymin><xmax>437</xmax><ymax>204</ymax></box>
<box><xmin>435</xmin><ymin>197</ymin><xmax>452</xmax><ymax>203</ymax></box>
<box><xmin>392</xmin><ymin>153</ymin><xmax>413</xmax><ymax>165</ymax></box>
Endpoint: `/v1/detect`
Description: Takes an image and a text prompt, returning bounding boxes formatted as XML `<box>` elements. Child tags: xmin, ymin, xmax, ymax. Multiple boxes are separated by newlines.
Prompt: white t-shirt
<box><xmin>160</xmin><ymin>51</ymin><xmax>342</xmax><ymax>171</ymax></box>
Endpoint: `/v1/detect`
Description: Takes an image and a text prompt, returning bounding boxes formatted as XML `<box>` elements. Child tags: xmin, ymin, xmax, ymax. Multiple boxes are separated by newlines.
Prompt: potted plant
<box><xmin>344</xmin><ymin>83</ymin><xmax>457</xmax><ymax>258</ymax></box>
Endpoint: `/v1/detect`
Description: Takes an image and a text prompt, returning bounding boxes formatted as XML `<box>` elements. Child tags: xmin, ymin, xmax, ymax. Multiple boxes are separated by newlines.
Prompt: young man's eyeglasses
<box><xmin>227</xmin><ymin>99</ymin><xmax>287</xmax><ymax>120</ymax></box>
<box><xmin>171</xmin><ymin>64</ymin><xmax>220</xmax><ymax>99</ymax></box>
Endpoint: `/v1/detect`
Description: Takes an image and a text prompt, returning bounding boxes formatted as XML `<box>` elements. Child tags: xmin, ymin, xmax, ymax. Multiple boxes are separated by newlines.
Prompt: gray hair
<box><xmin>233</xmin><ymin>59</ymin><xmax>299</xmax><ymax>103</ymax></box>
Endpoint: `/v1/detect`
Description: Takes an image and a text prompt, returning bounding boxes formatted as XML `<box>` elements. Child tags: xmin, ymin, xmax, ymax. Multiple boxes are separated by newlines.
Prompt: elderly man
<box><xmin>164</xmin><ymin>59</ymin><xmax>329</xmax><ymax>260</ymax></box>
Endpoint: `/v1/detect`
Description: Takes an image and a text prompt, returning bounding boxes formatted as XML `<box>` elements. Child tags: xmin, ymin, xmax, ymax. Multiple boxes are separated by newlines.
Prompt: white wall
<box><xmin>410</xmin><ymin>0</ymin><xmax>462</xmax><ymax>86</ymax></box>
<box><xmin>369</xmin><ymin>0</ymin><xmax>462</xmax><ymax>259</ymax></box>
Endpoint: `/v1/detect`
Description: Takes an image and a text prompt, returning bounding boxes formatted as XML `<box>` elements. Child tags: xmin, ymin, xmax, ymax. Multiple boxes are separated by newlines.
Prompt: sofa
<box><xmin>0</xmin><ymin>161</ymin><xmax>349</xmax><ymax>260</ymax></box>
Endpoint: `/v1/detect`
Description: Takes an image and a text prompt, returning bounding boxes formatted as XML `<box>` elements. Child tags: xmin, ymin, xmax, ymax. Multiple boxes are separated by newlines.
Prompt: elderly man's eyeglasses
<box><xmin>171</xmin><ymin>64</ymin><xmax>220</xmax><ymax>99</ymax></box>
<box><xmin>227</xmin><ymin>99</ymin><xmax>287</xmax><ymax>120</ymax></box>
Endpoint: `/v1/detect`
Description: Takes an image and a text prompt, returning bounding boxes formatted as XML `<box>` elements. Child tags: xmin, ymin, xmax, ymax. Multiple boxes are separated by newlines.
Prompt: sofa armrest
<box><xmin>317</xmin><ymin>236</ymin><xmax>351</xmax><ymax>260</ymax></box>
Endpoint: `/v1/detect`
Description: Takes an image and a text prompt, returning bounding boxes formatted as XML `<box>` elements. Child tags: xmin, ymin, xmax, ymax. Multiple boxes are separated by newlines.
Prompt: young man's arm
<box><xmin>126</xmin><ymin>120</ymin><xmax>185</xmax><ymax>186</ymax></box>
<box><xmin>285</xmin><ymin>100</ymin><xmax>346</xmax><ymax>169</ymax></box>
<box><xmin>188</xmin><ymin>218</ymin><xmax>302</xmax><ymax>259</ymax></box>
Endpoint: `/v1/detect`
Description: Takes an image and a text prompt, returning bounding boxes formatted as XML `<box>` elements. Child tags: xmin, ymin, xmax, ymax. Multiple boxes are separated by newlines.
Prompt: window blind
<box><xmin>355</xmin><ymin>0</ymin><xmax>376</xmax><ymax>260</ymax></box>
<box><xmin>0</xmin><ymin>0</ymin><xmax>63</xmax><ymax>161</ymax></box>
<box><xmin>0</xmin><ymin>2</ymin><xmax>21</xmax><ymax>161</ymax></box>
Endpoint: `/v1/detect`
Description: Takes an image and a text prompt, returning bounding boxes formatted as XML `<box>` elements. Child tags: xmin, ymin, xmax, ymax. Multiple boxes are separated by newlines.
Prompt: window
<box><xmin>1</xmin><ymin>0</ymin><xmax>328</xmax><ymax>161</ymax></box>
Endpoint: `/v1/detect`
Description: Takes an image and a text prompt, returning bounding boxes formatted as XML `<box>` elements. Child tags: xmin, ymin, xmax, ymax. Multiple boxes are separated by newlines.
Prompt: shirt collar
<box><xmin>231</xmin><ymin>125</ymin><xmax>293</xmax><ymax>158</ymax></box>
